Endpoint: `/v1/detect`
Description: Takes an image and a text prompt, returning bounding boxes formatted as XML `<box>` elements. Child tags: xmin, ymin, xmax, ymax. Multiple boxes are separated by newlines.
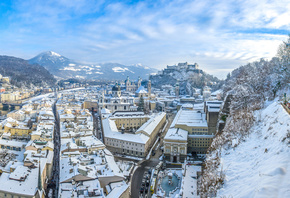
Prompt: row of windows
<box><xmin>189</xmin><ymin>132</ymin><xmax>209</xmax><ymax>135</ymax></box>
<box><xmin>190</xmin><ymin>141</ymin><xmax>209</xmax><ymax>144</ymax></box>
<box><xmin>190</xmin><ymin>143</ymin><xmax>209</xmax><ymax>146</ymax></box>
<box><xmin>122</xmin><ymin>149</ymin><xmax>143</xmax><ymax>155</ymax></box>
<box><xmin>108</xmin><ymin>143</ymin><xmax>143</xmax><ymax>151</ymax></box>
<box><xmin>189</xmin><ymin>138</ymin><xmax>212</xmax><ymax>141</ymax></box>
<box><xmin>0</xmin><ymin>145</ymin><xmax>21</xmax><ymax>151</ymax></box>
<box><xmin>192</xmin><ymin>128</ymin><xmax>208</xmax><ymax>131</ymax></box>
<box><xmin>106</xmin><ymin>139</ymin><xmax>140</xmax><ymax>146</ymax></box>
<box><xmin>165</xmin><ymin>148</ymin><xmax>186</xmax><ymax>154</ymax></box>
<box><xmin>119</xmin><ymin>123</ymin><xmax>140</xmax><ymax>126</ymax></box>
<box><xmin>0</xmin><ymin>193</ymin><xmax>27</xmax><ymax>198</ymax></box>
<box><xmin>104</xmin><ymin>105</ymin><xmax>128</xmax><ymax>110</ymax></box>
<box><xmin>116</xmin><ymin>118</ymin><xmax>145</xmax><ymax>120</ymax></box>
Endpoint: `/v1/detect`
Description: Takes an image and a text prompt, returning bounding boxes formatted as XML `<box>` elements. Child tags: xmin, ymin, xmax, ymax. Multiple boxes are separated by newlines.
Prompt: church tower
<box><xmin>125</xmin><ymin>76</ymin><xmax>130</xmax><ymax>91</ymax></box>
<box><xmin>148</xmin><ymin>80</ymin><xmax>151</xmax><ymax>98</ymax></box>
<box><xmin>137</xmin><ymin>76</ymin><xmax>142</xmax><ymax>88</ymax></box>
<box><xmin>112</xmin><ymin>83</ymin><xmax>121</xmax><ymax>98</ymax></box>
<box><xmin>175</xmin><ymin>82</ymin><xmax>180</xmax><ymax>97</ymax></box>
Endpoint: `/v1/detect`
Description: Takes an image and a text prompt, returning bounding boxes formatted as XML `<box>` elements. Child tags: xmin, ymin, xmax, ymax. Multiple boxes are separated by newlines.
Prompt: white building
<box><xmin>164</xmin><ymin>128</ymin><xmax>188</xmax><ymax>162</ymax></box>
<box><xmin>102</xmin><ymin>112</ymin><xmax>166</xmax><ymax>158</ymax></box>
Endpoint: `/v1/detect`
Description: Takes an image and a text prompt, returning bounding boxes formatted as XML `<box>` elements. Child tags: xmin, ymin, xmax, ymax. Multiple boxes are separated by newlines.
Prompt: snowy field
<box><xmin>217</xmin><ymin>101</ymin><xmax>290</xmax><ymax>197</ymax></box>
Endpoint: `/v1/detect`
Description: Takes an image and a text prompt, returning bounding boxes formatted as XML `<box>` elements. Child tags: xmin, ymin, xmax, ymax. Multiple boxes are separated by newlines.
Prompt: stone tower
<box><xmin>137</xmin><ymin>76</ymin><xmax>142</xmax><ymax>88</ymax></box>
<box><xmin>125</xmin><ymin>76</ymin><xmax>130</xmax><ymax>91</ymax></box>
<box><xmin>148</xmin><ymin>80</ymin><xmax>151</xmax><ymax>98</ymax></box>
<box><xmin>175</xmin><ymin>82</ymin><xmax>179</xmax><ymax>97</ymax></box>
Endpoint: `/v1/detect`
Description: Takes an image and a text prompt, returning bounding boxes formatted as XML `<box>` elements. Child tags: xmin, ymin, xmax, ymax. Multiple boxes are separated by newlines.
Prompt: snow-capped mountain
<box><xmin>29</xmin><ymin>51</ymin><xmax>158</xmax><ymax>80</ymax></box>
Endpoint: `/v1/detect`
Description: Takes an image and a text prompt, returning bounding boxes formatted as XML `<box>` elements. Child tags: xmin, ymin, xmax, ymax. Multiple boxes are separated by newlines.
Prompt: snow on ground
<box><xmin>217</xmin><ymin>101</ymin><xmax>290</xmax><ymax>198</ymax></box>
<box><xmin>61</xmin><ymin>67</ymin><xmax>82</xmax><ymax>71</ymax></box>
<box><xmin>116</xmin><ymin>160</ymin><xmax>134</xmax><ymax>177</ymax></box>
<box><xmin>112</xmin><ymin>67</ymin><xmax>134</xmax><ymax>73</ymax></box>
<box><xmin>112</xmin><ymin>67</ymin><xmax>128</xmax><ymax>72</ymax></box>
<box><xmin>24</xmin><ymin>93</ymin><xmax>54</xmax><ymax>103</ymax></box>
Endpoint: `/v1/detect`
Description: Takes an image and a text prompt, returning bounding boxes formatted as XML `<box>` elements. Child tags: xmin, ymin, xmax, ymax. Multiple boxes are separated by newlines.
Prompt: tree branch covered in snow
<box><xmin>199</xmin><ymin>36</ymin><xmax>290</xmax><ymax>197</ymax></box>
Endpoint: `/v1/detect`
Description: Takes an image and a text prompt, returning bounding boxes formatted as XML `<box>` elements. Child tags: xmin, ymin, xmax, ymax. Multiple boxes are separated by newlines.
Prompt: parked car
<box><xmin>146</xmin><ymin>181</ymin><xmax>150</xmax><ymax>187</ymax></box>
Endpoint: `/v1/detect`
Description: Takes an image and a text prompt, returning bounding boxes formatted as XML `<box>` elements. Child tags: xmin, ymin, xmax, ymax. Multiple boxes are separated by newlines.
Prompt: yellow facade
<box><xmin>83</xmin><ymin>101</ymin><xmax>98</xmax><ymax>110</ymax></box>
<box><xmin>1</xmin><ymin>93</ymin><xmax>11</xmax><ymax>102</ymax></box>
<box><xmin>2</xmin><ymin>77</ymin><xmax>9</xmax><ymax>83</ymax></box>
<box><xmin>149</xmin><ymin>102</ymin><xmax>156</xmax><ymax>110</ymax></box>
<box><xmin>4</xmin><ymin>125</ymin><xmax>32</xmax><ymax>136</ymax></box>
<box><xmin>174</xmin><ymin>124</ymin><xmax>208</xmax><ymax>135</ymax></box>
<box><xmin>112</xmin><ymin>117</ymin><xmax>150</xmax><ymax>130</ymax></box>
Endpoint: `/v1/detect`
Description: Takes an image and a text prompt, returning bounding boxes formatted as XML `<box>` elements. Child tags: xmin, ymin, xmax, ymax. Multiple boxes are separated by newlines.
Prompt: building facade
<box><xmin>102</xmin><ymin>111</ymin><xmax>166</xmax><ymax>158</ymax></box>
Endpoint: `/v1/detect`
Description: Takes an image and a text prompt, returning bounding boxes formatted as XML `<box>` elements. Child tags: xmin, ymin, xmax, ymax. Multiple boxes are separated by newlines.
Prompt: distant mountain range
<box><xmin>0</xmin><ymin>55</ymin><xmax>56</xmax><ymax>87</ymax></box>
<box><xmin>29</xmin><ymin>51</ymin><xmax>158</xmax><ymax>80</ymax></box>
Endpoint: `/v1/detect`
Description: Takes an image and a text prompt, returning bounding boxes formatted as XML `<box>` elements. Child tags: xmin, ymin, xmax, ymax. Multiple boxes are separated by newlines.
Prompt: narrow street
<box><xmin>131</xmin><ymin>158</ymin><xmax>160</xmax><ymax>198</ymax></box>
<box><xmin>51</xmin><ymin>97</ymin><xmax>61</xmax><ymax>198</ymax></box>
<box><xmin>92</xmin><ymin>112</ymin><xmax>103</xmax><ymax>141</ymax></box>
<box><xmin>130</xmin><ymin>112</ymin><xmax>175</xmax><ymax>198</ymax></box>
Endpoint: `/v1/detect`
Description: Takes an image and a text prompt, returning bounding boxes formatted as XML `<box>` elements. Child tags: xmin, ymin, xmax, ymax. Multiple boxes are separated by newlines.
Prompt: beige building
<box><xmin>164</xmin><ymin>128</ymin><xmax>188</xmax><ymax>162</ymax></box>
<box><xmin>98</xmin><ymin>95</ymin><xmax>137</xmax><ymax>113</ymax></box>
<box><xmin>2</xmin><ymin>76</ymin><xmax>10</xmax><ymax>83</ymax></box>
<box><xmin>164</xmin><ymin>106</ymin><xmax>215</xmax><ymax>156</ymax></box>
<box><xmin>125</xmin><ymin>76</ymin><xmax>142</xmax><ymax>92</ymax></box>
<box><xmin>7</xmin><ymin>110</ymin><xmax>26</xmax><ymax>121</ymax></box>
<box><xmin>204</xmin><ymin>101</ymin><xmax>223</xmax><ymax>134</ymax></box>
<box><xmin>102</xmin><ymin>111</ymin><xmax>166</xmax><ymax>158</ymax></box>
<box><xmin>0</xmin><ymin>92</ymin><xmax>12</xmax><ymax>102</ymax></box>
<box><xmin>83</xmin><ymin>100</ymin><xmax>98</xmax><ymax>110</ymax></box>
<box><xmin>0</xmin><ymin>140</ymin><xmax>53</xmax><ymax>198</ymax></box>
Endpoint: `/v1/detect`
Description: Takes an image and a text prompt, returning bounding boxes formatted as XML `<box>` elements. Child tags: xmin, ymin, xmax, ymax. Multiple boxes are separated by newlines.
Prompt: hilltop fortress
<box><xmin>159</xmin><ymin>62</ymin><xmax>202</xmax><ymax>75</ymax></box>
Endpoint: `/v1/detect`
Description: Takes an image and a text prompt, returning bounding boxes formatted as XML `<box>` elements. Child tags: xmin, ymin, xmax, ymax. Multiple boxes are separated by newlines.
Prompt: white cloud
<box><xmin>0</xmin><ymin>0</ymin><xmax>289</xmax><ymax>79</ymax></box>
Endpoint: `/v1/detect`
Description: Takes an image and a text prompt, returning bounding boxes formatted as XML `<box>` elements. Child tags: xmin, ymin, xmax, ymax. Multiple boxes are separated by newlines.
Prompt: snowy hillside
<box><xmin>217</xmin><ymin>101</ymin><xmax>290</xmax><ymax>197</ymax></box>
<box><xmin>29</xmin><ymin>51</ymin><xmax>157</xmax><ymax>80</ymax></box>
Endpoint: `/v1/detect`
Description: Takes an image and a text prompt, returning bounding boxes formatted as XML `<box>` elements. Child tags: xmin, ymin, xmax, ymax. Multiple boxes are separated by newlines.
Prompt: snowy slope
<box><xmin>217</xmin><ymin>101</ymin><xmax>290</xmax><ymax>197</ymax></box>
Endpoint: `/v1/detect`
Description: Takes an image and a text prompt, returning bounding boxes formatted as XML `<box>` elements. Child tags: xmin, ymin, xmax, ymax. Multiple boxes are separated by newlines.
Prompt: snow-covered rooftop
<box><xmin>102</xmin><ymin>118</ymin><xmax>149</xmax><ymax>144</ymax></box>
<box><xmin>181</xmin><ymin>165</ymin><xmax>201</xmax><ymax>198</ymax></box>
<box><xmin>0</xmin><ymin>163</ymin><xmax>39</xmax><ymax>196</ymax></box>
<box><xmin>164</xmin><ymin>128</ymin><xmax>188</xmax><ymax>141</ymax></box>
<box><xmin>135</xmin><ymin>86</ymin><xmax>147</xmax><ymax>94</ymax></box>
<box><xmin>171</xmin><ymin>109</ymin><xmax>208</xmax><ymax>128</ymax></box>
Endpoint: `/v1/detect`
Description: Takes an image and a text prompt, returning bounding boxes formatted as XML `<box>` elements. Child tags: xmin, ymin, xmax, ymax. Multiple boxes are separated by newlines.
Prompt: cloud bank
<box><xmin>0</xmin><ymin>0</ymin><xmax>289</xmax><ymax>78</ymax></box>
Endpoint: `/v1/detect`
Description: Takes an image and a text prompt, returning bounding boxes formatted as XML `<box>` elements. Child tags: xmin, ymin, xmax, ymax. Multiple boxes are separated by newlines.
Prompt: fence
<box><xmin>282</xmin><ymin>103</ymin><xmax>290</xmax><ymax>114</ymax></box>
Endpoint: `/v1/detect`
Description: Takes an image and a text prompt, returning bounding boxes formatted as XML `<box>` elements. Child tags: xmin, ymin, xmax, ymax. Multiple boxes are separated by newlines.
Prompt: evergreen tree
<box><xmin>138</xmin><ymin>95</ymin><xmax>144</xmax><ymax>112</ymax></box>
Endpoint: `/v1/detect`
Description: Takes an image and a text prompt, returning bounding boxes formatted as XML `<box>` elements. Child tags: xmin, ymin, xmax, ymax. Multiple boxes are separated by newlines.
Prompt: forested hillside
<box><xmin>199</xmin><ymin>36</ymin><xmax>290</xmax><ymax>197</ymax></box>
<box><xmin>0</xmin><ymin>55</ymin><xmax>56</xmax><ymax>87</ymax></box>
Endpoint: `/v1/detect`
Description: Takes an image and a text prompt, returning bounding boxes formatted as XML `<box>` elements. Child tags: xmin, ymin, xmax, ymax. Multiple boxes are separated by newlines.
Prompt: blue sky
<box><xmin>0</xmin><ymin>0</ymin><xmax>289</xmax><ymax>79</ymax></box>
